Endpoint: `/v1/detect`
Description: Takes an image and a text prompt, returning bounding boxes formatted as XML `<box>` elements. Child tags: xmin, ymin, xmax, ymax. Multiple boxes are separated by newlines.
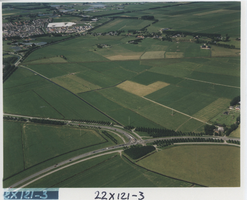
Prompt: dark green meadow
<box><xmin>3</xmin><ymin>120</ymin><xmax>119</xmax><ymax>188</ymax></box>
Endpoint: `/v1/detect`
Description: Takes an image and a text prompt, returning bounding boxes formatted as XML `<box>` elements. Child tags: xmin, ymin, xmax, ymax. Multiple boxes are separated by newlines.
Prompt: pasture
<box><xmin>98</xmin><ymin>87</ymin><xmax>191</xmax><ymax>130</ymax></box>
<box><xmin>3</xmin><ymin>121</ymin><xmax>25</xmax><ymax>180</ymax></box>
<box><xmin>210</xmin><ymin>109</ymin><xmax>240</xmax><ymax>126</ymax></box>
<box><xmin>27</xmin><ymin>154</ymin><xmax>193</xmax><ymax>187</ymax></box>
<box><xmin>138</xmin><ymin>145</ymin><xmax>240</xmax><ymax>187</ymax></box>
<box><xmin>51</xmin><ymin>74</ymin><xmax>101</xmax><ymax>94</ymax></box>
<box><xmin>192</xmin><ymin>98</ymin><xmax>230</xmax><ymax>121</ymax></box>
<box><xmin>22</xmin><ymin>123</ymin><xmax>106</xmax><ymax>168</ymax></box>
<box><xmin>93</xmin><ymin>19</ymin><xmax>153</xmax><ymax>33</ymax></box>
<box><xmin>24</xmin><ymin>56</ymin><xmax>68</xmax><ymax>64</ymax></box>
<box><xmin>3</xmin><ymin>67</ymin><xmax>114</xmax><ymax>122</ymax></box>
<box><xmin>79</xmin><ymin>91</ymin><xmax>164</xmax><ymax>128</ymax></box>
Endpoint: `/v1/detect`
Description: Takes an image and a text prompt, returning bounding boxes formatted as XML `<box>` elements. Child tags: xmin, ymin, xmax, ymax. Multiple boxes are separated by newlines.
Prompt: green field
<box><xmin>4</xmin><ymin>121</ymin><xmax>25</xmax><ymax>180</ymax></box>
<box><xmin>3</xmin><ymin>2</ymin><xmax>241</xmax><ymax>189</ymax></box>
<box><xmin>3</xmin><ymin>68</ymin><xmax>114</xmax><ymax>122</ymax></box>
<box><xmin>210</xmin><ymin>108</ymin><xmax>240</xmax><ymax>126</ymax></box>
<box><xmin>23</xmin><ymin>123</ymin><xmax>106</xmax><ymax>168</ymax></box>
<box><xmin>93</xmin><ymin>19</ymin><xmax>153</xmax><ymax>33</ymax></box>
<box><xmin>3</xmin><ymin>121</ymin><xmax>120</xmax><ymax>187</ymax></box>
<box><xmin>79</xmin><ymin>91</ymin><xmax>163</xmax><ymax>128</ymax></box>
<box><xmin>138</xmin><ymin>145</ymin><xmax>240</xmax><ymax>187</ymax></box>
<box><xmin>27</xmin><ymin>154</ymin><xmax>194</xmax><ymax>187</ymax></box>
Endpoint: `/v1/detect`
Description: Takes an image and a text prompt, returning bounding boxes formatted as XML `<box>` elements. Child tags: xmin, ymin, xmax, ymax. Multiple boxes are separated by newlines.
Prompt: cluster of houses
<box><xmin>46</xmin><ymin>24</ymin><xmax>93</xmax><ymax>34</ymax></box>
<box><xmin>3</xmin><ymin>18</ymin><xmax>51</xmax><ymax>38</ymax></box>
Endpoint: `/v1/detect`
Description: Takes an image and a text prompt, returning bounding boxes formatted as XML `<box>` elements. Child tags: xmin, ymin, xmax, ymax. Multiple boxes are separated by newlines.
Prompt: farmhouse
<box><xmin>201</xmin><ymin>44</ymin><xmax>211</xmax><ymax>49</ymax></box>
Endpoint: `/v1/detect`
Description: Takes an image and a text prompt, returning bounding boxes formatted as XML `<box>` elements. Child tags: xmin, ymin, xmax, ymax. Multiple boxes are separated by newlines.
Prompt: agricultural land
<box><xmin>3</xmin><ymin>2</ymin><xmax>240</xmax><ymax>189</ymax></box>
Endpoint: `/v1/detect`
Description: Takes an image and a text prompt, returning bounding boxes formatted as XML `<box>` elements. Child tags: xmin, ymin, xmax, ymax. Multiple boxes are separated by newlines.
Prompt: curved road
<box><xmin>5</xmin><ymin>114</ymin><xmax>240</xmax><ymax>188</ymax></box>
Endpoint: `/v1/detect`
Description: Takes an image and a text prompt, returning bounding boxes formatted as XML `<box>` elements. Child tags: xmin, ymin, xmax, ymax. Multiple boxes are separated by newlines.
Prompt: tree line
<box><xmin>3</xmin><ymin>65</ymin><xmax>17</xmax><ymax>83</ymax></box>
<box><xmin>153</xmin><ymin>137</ymin><xmax>224</xmax><ymax>147</ymax></box>
<box><xmin>163</xmin><ymin>30</ymin><xmax>221</xmax><ymax>39</ymax></box>
<box><xmin>135</xmin><ymin>127</ymin><xmax>203</xmax><ymax>137</ymax></box>
<box><xmin>73</xmin><ymin>119</ymin><xmax>112</xmax><ymax>125</ymax></box>
<box><xmin>124</xmin><ymin>145</ymin><xmax>155</xmax><ymax>160</ymax></box>
<box><xmin>102</xmin><ymin>130</ymin><xmax>118</xmax><ymax>144</ymax></box>
<box><xmin>227</xmin><ymin>140</ymin><xmax>240</xmax><ymax>145</ymax></box>
<box><xmin>29</xmin><ymin>118</ymin><xmax>65</xmax><ymax>125</ymax></box>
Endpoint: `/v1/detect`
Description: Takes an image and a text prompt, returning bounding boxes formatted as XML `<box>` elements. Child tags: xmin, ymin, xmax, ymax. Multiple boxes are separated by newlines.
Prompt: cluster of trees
<box><xmin>227</xmin><ymin>140</ymin><xmax>240</xmax><ymax>145</ymax></box>
<box><xmin>73</xmin><ymin>119</ymin><xmax>112</xmax><ymax>125</ymax></box>
<box><xmin>196</xmin><ymin>38</ymin><xmax>236</xmax><ymax>49</ymax></box>
<box><xmin>29</xmin><ymin>118</ymin><xmax>65</xmax><ymax>125</ymax></box>
<box><xmin>153</xmin><ymin>137</ymin><xmax>224</xmax><ymax>147</ymax></box>
<box><xmin>135</xmin><ymin>127</ymin><xmax>203</xmax><ymax>137</ymax></box>
<box><xmin>124</xmin><ymin>145</ymin><xmax>155</xmax><ymax>160</ymax></box>
<box><xmin>225</xmin><ymin>116</ymin><xmax>240</xmax><ymax>136</ymax></box>
<box><xmin>102</xmin><ymin>131</ymin><xmax>118</xmax><ymax>144</ymax></box>
<box><xmin>124</xmin><ymin>126</ymin><xmax>135</xmax><ymax>130</ymax></box>
<box><xmin>204</xmin><ymin>124</ymin><xmax>216</xmax><ymax>135</ymax></box>
<box><xmin>128</xmin><ymin>38</ymin><xmax>143</xmax><ymax>44</ymax></box>
<box><xmin>112</xmin><ymin>16</ymin><xmax>138</xmax><ymax>20</ymax></box>
<box><xmin>3</xmin><ymin>116</ymin><xmax>28</xmax><ymax>122</ymax></box>
<box><xmin>163</xmin><ymin>30</ymin><xmax>221</xmax><ymax>39</ymax></box>
<box><xmin>230</xmin><ymin>96</ymin><xmax>240</xmax><ymax>106</ymax></box>
<box><xmin>141</xmin><ymin>16</ymin><xmax>154</xmax><ymax>20</ymax></box>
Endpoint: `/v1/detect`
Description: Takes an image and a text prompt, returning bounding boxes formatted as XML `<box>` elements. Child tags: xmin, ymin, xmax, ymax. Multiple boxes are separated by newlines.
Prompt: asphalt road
<box><xmin>4</xmin><ymin>113</ymin><xmax>240</xmax><ymax>188</ymax></box>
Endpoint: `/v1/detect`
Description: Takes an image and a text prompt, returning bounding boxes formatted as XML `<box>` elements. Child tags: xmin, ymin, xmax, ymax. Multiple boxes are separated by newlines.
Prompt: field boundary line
<box><xmin>21</xmin><ymin>124</ymin><xmax>26</xmax><ymax>170</ymax></box>
<box><xmin>94</xmin><ymin>90</ymin><xmax>167</xmax><ymax>128</ymax></box>
<box><xmin>175</xmin><ymin>117</ymin><xmax>192</xmax><ymax>132</ymax></box>
<box><xmin>121</xmin><ymin>155</ymin><xmax>207</xmax><ymax>187</ymax></box>
<box><xmin>18</xmin><ymin>66</ymin><xmax>123</xmax><ymax>126</ymax></box>
<box><xmin>141</xmin><ymin>96</ymin><xmax>211</xmax><ymax>125</ymax></box>
<box><xmin>183</xmin><ymin>77</ymin><xmax>240</xmax><ymax>89</ymax></box>
<box><xmin>32</xmin><ymin>90</ymin><xmax>66</xmax><ymax>119</ymax></box>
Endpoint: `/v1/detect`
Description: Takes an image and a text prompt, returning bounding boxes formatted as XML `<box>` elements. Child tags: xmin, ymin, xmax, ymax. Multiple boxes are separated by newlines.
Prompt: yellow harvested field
<box><xmin>211</xmin><ymin>46</ymin><xmax>240</xmax><ymax>57</ymax></box>
<box><xmin>117</xmin><ymin>80</ymin><xmax>169</xmax><ymax>97</ymax></box>
<box><xmin>106</xmin><ymin>52</ymin><xmax>143</xmax><ymax>60</ymax></box>
<box><xmin>193</xmin><ymin>98</ymin><xmax>230</xmax><ymax>121</ymax></box>
<box><xmin>165</xmin><ymin>52</ymin><xmax>184</xmax><ymax>58</ymax></box>
<box><xmin>194</xmin><ymin>9</ymin><xmax>238</xmax><ymax>16</ymax></box>
<box><xmin>52</xmin><ymin>74</ymin><xmax>101</xmax><ymax>94</ymax></box>
<box><xmin>141</xmin><ymin>51</ymin><xmax>165</xmax><ymax>59</ymax></box>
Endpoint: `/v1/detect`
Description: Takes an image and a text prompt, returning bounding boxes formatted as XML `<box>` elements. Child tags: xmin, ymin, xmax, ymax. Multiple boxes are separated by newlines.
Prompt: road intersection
<box><xmin>4</xmin><ymin>113</ymin><xmax>240</xmax><ymax>188</ymax></box>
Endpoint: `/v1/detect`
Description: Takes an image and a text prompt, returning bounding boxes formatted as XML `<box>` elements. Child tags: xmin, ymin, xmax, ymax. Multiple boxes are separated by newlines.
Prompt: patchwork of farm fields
<box><xmin>3</xmin><ymin>1</ymin><xmax>240</xmax><ymax>189</ymax></box>
<box><xmin>4</xmin><ymin>50</ymin><xmax>240</xmax><ymax>130</ymax></box>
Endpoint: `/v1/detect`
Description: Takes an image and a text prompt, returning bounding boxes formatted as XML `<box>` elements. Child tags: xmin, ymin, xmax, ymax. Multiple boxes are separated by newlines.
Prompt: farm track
<box><xmin>142</xmin><ymin>96</ymin><xmax>212</xmax><ymax>125</ymax></box>
<box><xmin>18</xmin><ymin>66</ymin><xmax>123</xmax><ymax>126</ymax></box>
<box><xmin>184</xmin><ymin>77</ymin><xmax>240</xmax><ymax>89</ymax></box>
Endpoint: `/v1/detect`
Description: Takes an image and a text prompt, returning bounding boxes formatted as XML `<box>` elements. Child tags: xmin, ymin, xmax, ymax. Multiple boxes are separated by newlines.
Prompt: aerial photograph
<box><xmin>2</xmin><ymin>1</ymin><xmax>240</xmax><ymax>189</ymax></box>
